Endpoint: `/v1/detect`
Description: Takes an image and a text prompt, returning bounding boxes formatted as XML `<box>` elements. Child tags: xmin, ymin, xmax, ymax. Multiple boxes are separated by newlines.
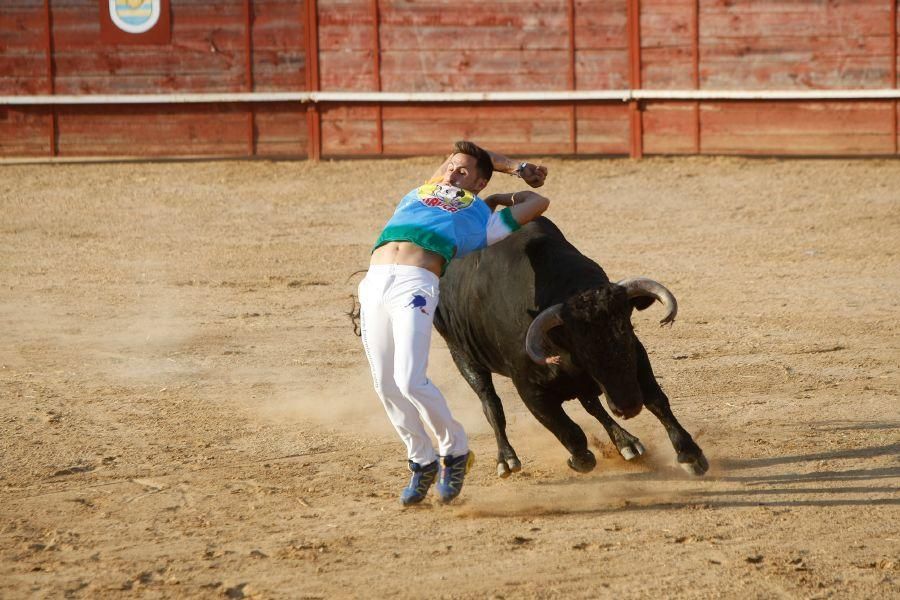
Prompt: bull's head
<box><xmin>524</xmin><ymin>278</ymin><xmax>677</xmax><ymax>419</ymax></box>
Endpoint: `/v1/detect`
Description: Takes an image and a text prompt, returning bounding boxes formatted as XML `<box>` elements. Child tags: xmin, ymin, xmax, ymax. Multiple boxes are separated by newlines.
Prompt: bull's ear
<box><xmin>631</xmin><ymin>296</ymin><xmax>655</xmax><ymax>311</ymax></box>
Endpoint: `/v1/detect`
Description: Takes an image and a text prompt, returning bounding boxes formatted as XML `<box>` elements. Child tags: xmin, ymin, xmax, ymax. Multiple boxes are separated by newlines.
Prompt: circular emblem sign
<box><xmin>108</xmin><ymin>0</ymin><xmax>161</xmax><ymax>34</ymax></box>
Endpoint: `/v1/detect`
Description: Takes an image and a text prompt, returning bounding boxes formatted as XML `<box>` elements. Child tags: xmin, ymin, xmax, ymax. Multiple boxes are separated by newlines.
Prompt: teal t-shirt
<box><xmin>373</xmin><ymin>183</ymin><xmax>519</xmax><ymax>266</ymax></box>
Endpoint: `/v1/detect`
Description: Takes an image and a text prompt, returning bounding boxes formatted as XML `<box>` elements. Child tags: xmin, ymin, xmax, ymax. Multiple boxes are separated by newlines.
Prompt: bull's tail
<box><xmin>346</xmin><ymin>269</ymin><xmax>367</xmax><ymax>337</ymax></box>
<box><xmin>347</xmin><ymin>293</ymin><xmax>361</xmax><ymax>337</ymax></box>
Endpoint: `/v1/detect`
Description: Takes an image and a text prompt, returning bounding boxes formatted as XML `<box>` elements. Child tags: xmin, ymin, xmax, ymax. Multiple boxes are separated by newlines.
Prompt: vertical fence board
<box><xmin>0</xmin><ymin>6</ymin><xmax>49</xmax><ymax>95</ymax></box>
<box><xmin>254</xmin><ymin>102</ymin><xmax>308</xmax><ymax>156</ymax></box>
<box><xmin>251</xmin><ymin>0</ymin><xmax>307</xmax><ymax>91</ymax></box>
<box><xmin>643</xmin><ymin>102</ymin><xmax>696</xmax><ymax>154</ymax></box>
<box><xmin>575</xmin><ymin>103</ymin><xmax>630</xmax><ymax>154</ymax></box>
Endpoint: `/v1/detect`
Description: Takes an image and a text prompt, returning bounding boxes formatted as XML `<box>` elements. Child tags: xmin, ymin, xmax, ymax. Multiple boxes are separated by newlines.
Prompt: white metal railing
<box><xmin>2</xmin><ymin>89</ymin><xmax>900</xmax><ymax>105</ymax></box>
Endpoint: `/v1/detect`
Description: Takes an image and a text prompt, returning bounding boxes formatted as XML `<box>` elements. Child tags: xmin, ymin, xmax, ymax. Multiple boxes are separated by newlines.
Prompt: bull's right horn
<box><xmin>525</xmin><ymin>304</ymin><xmax>564</xmax><ymax>365</ymax></box>
<box><xmin>616</xmin><ymin>277</ymin><xmax>678</xmax><ymax>326</ymax></box>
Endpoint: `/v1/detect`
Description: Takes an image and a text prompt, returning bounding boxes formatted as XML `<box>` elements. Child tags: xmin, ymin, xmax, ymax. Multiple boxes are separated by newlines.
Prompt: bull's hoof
<box><xmin>567</xmin><ymin>451</ymin><xmax>596</xmax><ymax>473</ymax></box>
<box><xmin>620</xmin><ymin>441</ymin><xmax>646</xmax><ymax>461</ymax></box>
<box><xmin>496</xmin><ymin>457</ymin><xmax>522</xmax><ymax>478</ymax></box>
<box><xmin>678</xmin><ymin>452</ymin><xmax>709</xmax><ymax>476</ymax></box>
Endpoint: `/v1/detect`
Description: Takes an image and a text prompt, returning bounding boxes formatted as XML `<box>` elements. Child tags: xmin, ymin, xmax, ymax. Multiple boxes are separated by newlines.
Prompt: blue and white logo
<box><xmin>109</xmin><ymin>0</ymin><xmax>161</xmax><ymax>34</ymax></box>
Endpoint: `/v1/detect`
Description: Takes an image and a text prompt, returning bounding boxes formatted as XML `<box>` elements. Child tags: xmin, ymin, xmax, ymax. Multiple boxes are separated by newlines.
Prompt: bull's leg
<box><xmin>514</xmin><ymin>386</ymin><xmax>595</xmax><ymax>473</ymax></box>
<box><xmin>448</xmin><ymin>348</ymin><xmax>521</xmax><ymax>478</ymax></box>
<box><xmin>635</xmin><ymin>340</ymin><xmax>709</xmax><ymax>475</ymax></box>
<box><xmin>577</xmin><ymin>395</ymin><xmax>645</xmax><ymax>461</ymax></box>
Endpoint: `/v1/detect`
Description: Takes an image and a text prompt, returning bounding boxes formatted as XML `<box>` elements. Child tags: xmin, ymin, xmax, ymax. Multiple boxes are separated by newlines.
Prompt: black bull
<box><xmin>433</xmin><ymin>217</ymin><xmax>708</xmax><ymax>477</ymax></box>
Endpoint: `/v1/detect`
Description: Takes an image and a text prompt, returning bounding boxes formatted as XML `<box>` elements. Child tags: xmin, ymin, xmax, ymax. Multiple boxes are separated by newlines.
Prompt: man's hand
<box><xmin>483</xmin><ymin>193</ymin><xmax>509</xmax><ymax>212</ymax></box>
<box><xmin>518</xmin><ymin>163</ymin><xmax>548</xmax><ymax>188</ymax></box>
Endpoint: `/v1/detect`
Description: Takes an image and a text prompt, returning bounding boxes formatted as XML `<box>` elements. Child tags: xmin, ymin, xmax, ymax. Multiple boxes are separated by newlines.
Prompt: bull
<box><xmin>433</xmin><ymin>217</ymin><xmax>709</xmax><ymax>477</ymax></box>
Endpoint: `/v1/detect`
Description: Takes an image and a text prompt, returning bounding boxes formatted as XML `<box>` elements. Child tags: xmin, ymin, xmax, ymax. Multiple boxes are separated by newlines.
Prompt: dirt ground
<box><xmin>1</xmin><ymin>154</ymin><xmax>898</xmax><ymax>599</ymax></box>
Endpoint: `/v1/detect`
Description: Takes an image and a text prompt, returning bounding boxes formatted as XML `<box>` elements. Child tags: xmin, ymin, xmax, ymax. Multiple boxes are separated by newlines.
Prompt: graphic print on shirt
<box><xmin>407</xmin><ymin>294</ymin><xmax>429</xmax><ymax>315</ymax></box>
<box><xmin>417</xmin><ymin>183</ymin><xmax>476</xmax><ymax>214</ymax></box>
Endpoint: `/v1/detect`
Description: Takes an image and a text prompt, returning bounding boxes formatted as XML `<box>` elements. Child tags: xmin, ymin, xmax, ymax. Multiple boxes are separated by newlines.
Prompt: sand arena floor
<box><xmin>1</xmin><ymin>156</ymin><xmax>898</xmax><ymax>598</ymax></box>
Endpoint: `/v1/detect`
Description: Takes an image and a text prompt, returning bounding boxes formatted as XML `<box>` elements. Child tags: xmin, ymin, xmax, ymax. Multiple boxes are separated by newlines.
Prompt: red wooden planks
<box><xmin>318</xmin><ymin>0</ymin><xmax>374</xmax><ymax>91</ymax></box>
<box><xmin>52</xmin><ymin>104</ymin><xmax>250</xmax><ymax>156</ymax></box>
<box><xmin>380</xmin><ymin>50</ymin><xmax>572</xmax><ymax>92</ymax></box>
<box><xmin>320</xmin><ymin>104</ymin><xmax>379</xmax><ymax>156</ymax></box>
<box><xmin>0</xmin><ymin>107</ymin><xmax>53</xmax><ymax>156</ymax></box>
<box><xmin>254</xmin><ymin>102</ymin><xmax>309</xmax><ymax>156</ymax></box>
<box><xmin>575</xmin><ymin>0</ymin><xmax>629</xmax><ymax>89</ymax></box>
<box><xmin>575</xmin><ymin>103</ymin><xmax>630</xmax><ymax>154</ymax></box>
<box><xmin>700</xmin><ymin>101</ymin><xmax>896</xmax><ymax>155</ymax></box>
<box><xmin>0</xmin><ymin>7</ymin><xmax>50</xmax><ymax>95</ymax></box>
<box><xmin>640</xmin><ymin>0</ymin><xmax>695</xmax><ymax>89</ymax></box>
<box><xmin>251</xmin><ymin>1</ymin><xmax>307</xmax><ymax>92</ymax></box>
<box><xmin>642</xmin><ymin>101</ymin><xmax>696</xmax><ymax>154</ymax></box>
<box><xmin>379</xmin><ymin>104</ymin><xmax>574</xmax><ymax>156</ymax></box>
<box><xmin>699</xmin><ymin>0</ymin><xmax>894</xmax><ymax>89</ymax></box>
<box><xmin>51</xmin><ymin>1</ymin><xmax>250</xmax><ymax>94</ymax></box>
<box><xmin>3</xmin><ymin>0</ymin><xmax>900</xmax><ymax>158</ymax></box>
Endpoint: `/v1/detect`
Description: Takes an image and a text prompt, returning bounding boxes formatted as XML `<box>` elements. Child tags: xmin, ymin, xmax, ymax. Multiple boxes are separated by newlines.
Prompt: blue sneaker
<box><xmin>436</xmin><ymin>451</ymin><xmax>475</xmax><ymax>504</ymax></box>
<box><xmin>400</xmin><ymin>460</ymin><xmax>438</xmax><ymax>506</ymax></box>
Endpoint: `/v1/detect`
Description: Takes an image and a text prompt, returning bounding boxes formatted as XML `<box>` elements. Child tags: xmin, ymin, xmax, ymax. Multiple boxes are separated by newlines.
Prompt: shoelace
<box><xmin>412</xmin><ymin>469</ymin><xmax>436</xmax><ymax>494</ymax></box>
<box><xmin>442</xmin><ymin>461</ymin><xmax>467</xmax><ymax>488</ymax></box>
<box><xmin>414</xmin><ymin>476</ymin><xmax>431</xmax><ymax>494</ymax></box>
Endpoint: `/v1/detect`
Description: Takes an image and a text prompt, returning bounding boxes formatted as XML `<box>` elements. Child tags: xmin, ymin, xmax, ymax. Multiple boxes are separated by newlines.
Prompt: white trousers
<box><xmin>358</xmin><ymin>264</ymin><xmax>468</xmax><ymax>465</ymax></box>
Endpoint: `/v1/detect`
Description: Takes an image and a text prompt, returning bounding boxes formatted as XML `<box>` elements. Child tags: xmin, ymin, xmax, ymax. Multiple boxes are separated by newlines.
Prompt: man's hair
<box><xmin>453</xmin><ymin>140</ymin><xmax>493</xmax><ymax>182</ymax></box>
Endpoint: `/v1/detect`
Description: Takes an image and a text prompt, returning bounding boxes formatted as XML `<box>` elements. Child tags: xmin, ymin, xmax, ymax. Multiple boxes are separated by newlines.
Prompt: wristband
<box><xmin>514</xmin><ymin>162</ymin><xmax>528</xmax><ymax>178</ymax></box>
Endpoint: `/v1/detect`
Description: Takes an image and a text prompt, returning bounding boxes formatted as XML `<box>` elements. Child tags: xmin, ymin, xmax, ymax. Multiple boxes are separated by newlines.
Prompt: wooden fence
<box><xmin>1</xmin><ymin>0</ymin><xmax>898</xmax><ymax>158</ymax></box>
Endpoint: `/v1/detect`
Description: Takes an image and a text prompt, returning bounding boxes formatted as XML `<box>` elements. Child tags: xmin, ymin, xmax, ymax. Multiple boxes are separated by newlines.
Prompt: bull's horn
<box><xmin>525</xmin><ymin>304</ymin><xmax>564</xmax><ymax>365</ymax></box>
<box><xmin>616</xmin><ymin>277</ymin><xmax>678</xmax><ymax>326</ymax></box>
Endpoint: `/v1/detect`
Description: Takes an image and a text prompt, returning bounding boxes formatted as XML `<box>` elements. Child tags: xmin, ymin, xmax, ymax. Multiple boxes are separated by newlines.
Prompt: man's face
<box><xmin>441</xmin><ymin>153</ymin><xmax>487</xmax><ymax>193</ymax></box>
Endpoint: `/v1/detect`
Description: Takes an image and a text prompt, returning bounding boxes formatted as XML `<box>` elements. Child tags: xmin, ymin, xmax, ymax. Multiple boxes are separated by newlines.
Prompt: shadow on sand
<box><xmin>458</xmin><ymin>441</ymin><xmax>899</xmax><ymax>518</ymax></box>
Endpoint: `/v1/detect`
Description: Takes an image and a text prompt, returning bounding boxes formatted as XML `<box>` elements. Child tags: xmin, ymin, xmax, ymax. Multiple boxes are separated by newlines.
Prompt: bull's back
<box><xmin>435</xmin><ymin>218</ymin><xmax>608</xmax><ymax>374</ymax></box>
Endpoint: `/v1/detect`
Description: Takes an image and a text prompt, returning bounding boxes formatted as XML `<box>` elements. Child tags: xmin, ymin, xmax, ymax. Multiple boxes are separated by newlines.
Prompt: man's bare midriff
<box><xmin>370</xmin><ymin>242</ymin><xmax>445</xmax><ymax>278</ymax></box>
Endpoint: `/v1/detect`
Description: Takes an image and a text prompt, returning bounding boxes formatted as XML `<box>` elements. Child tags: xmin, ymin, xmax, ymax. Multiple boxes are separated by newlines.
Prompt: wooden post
<box><xmin>891</xmin><ymin>0</ymin><xmax>897</xmax><ymax>155</ymax></box>
<box><xmin>627</xmin><ymin>0</ymin><xmax>643</xmax><ymax>159</ymax></box>
<box><xmin>244</xmin><ymin>0</ymin><xmax>255</xmax><ymax>156</ymax></box>
<box><xmin>567</xmin><ymin>0</ymin><xmax>577</xmax><ymax>155</ymax></box>
<box><xmin>44</xmin><ymin>0</ymin><xmax>57</xmax><ymax>157</ymax></box>
<box><xmin>371</xmin><ymin>0</ymin><xmax>383</xmax><ymax>154</ymax></box>
<box><xmin>692</xmin><ymin>0</ymin><xmax>700</xmax><ymax>154</ymax></box>
<box><xmin>305</xmin><ymin>0</ymin><xmax>321</xmax><ymax>161</ymax></box>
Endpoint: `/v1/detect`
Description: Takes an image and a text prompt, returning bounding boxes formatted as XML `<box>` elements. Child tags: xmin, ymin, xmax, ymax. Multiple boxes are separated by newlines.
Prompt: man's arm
<box><xmin>428</xmin><ymin>148</ymin><xmax>548</xmax><ymax>188</ymax></box>
<box><xmin>487</xmin><ymin>191</ymin><xmax>549</xmax><ymax>224</ymax></box>
<box><xmin>485</xmin><ymin>150</ymin><xmax>548</xmax><ymax>189</ymax></box>
<box><xmin>484</xmin><ymin>190</ymin><xmax>550</xmax><ymax>246</ymax></box>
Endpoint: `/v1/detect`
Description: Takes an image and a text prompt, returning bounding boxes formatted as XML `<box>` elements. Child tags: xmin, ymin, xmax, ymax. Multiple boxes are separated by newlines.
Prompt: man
<box><xmin>359</xmin><ymin>141</ymin><xmax>548</xmax><ymax>505</ymax></box>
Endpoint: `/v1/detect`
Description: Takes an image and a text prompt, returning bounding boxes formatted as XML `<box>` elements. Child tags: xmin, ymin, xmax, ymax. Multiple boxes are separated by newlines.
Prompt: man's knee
<box><xmin>378</xmin><ymin>379</ymin><xmax>407</xmax><ymax>403</ymax></box>
<box><xmin>396</xmin><ymin>375</ymin><xmax>430</xmax><ymax>401</ymax></box>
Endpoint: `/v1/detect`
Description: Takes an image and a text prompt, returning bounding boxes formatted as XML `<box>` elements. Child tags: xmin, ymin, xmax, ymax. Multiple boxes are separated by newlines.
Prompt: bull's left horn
<box><xmin>616</xmin><ymin>277</ymin><xmax>678</xmax><ymax>326</ymax></box>
<box><xmin>525</xmin><ymin>304</ymin><xmax>564</xmax><ymax>365</ymax></box>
